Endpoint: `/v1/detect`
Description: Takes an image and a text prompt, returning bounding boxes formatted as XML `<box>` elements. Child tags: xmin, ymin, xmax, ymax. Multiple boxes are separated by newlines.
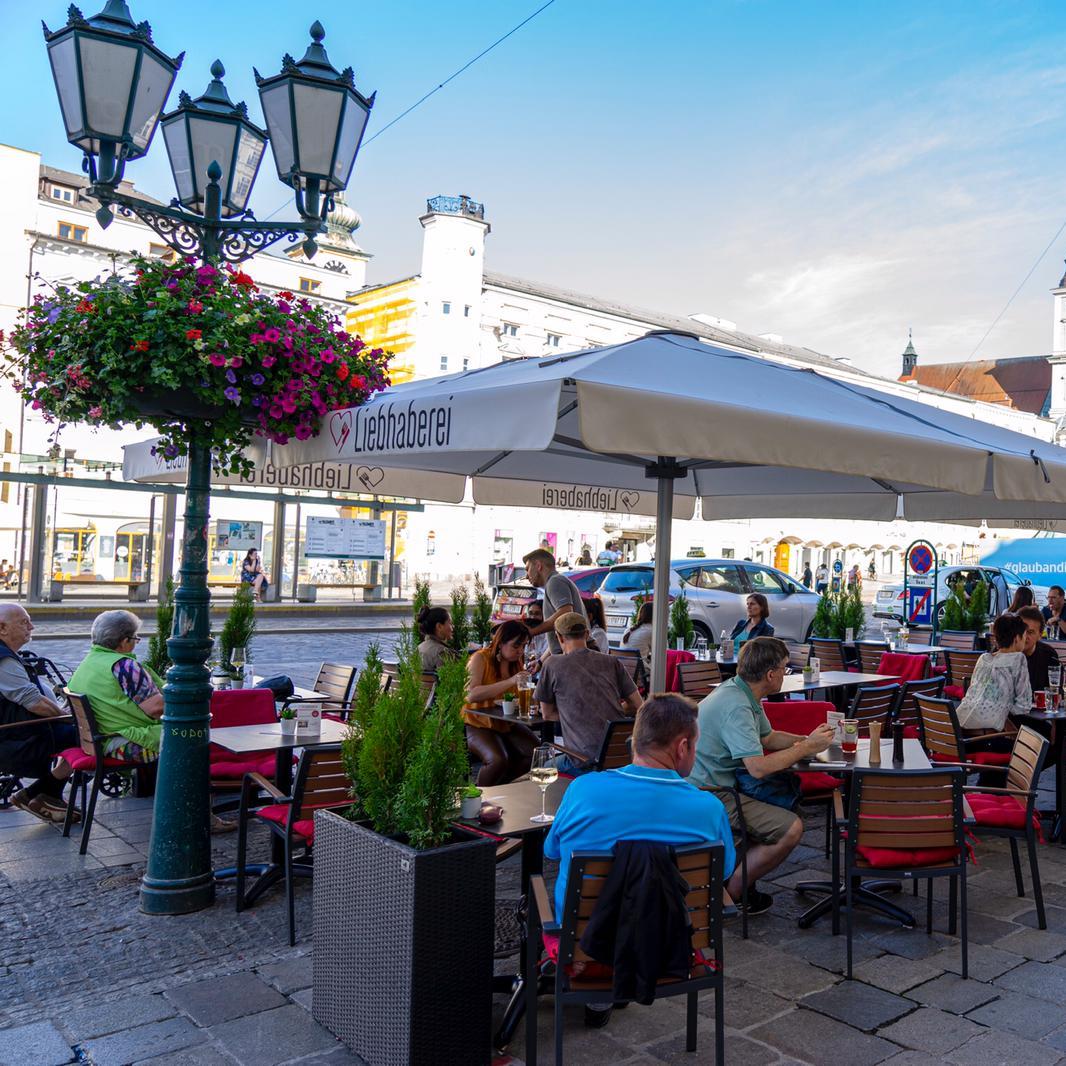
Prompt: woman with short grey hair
<box><xmin>89</xmin><ymin>610</ymin><xmax>141</xmax><ymax>651</ymax></box>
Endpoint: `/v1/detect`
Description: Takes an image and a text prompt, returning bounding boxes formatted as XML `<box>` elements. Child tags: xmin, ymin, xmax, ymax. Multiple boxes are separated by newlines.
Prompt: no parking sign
<box><xmin>903</xmin><ymin>540</ymin><xmax>939</xmax><ymax>631</ymax></box>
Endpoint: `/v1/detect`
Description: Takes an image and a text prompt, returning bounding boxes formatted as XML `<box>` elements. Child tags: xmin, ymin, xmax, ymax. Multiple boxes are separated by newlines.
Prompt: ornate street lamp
<box><xmin>41</xmin><ymin>2</ymin><xmax>374</xmax><ymax>915</ymax></box>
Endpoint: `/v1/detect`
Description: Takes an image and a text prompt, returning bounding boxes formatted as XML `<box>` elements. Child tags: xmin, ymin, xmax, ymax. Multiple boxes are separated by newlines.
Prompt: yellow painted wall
<box><xmin>346</xmin><ymin>279</ymin><xmax>418</xmax><ymax>384</ymax></box>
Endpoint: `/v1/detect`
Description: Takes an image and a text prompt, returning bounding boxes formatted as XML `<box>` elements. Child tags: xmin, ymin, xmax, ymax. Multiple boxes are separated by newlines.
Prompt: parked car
<box><xmin>873</xmin><ymin>565</ymin><xmax>1047</xmax><ymax>625</ymax></box>
<box><xmin>490</xmin><ymin>566</ymin><xmax>610</xmax><ymax>624</ymax></box>
<box><xmin>595</xmin><ymin>560</ymin><xmax>821</xmax><ymax>646</ymax></box>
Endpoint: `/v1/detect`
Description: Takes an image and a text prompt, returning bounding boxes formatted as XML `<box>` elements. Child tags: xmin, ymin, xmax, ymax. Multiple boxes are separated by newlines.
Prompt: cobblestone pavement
<box><xmin>5</xmin><ymin>766</ymin><xmax>1066</xmax><ymax>1065</ymax></box>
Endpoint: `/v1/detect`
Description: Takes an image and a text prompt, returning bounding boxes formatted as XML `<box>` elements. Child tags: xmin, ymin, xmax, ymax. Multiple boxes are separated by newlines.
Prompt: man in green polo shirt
<box><xmin>688</xmin><ymin>636</ymin><xmax>833</xmax><ymax>914</ymax></box>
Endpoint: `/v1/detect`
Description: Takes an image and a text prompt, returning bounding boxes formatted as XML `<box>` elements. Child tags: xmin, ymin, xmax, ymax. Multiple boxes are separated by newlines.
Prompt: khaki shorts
<box><xmin>716</xmin><ymin>789</ymin><xmax>799</xmax><ymax>846</ymax></box>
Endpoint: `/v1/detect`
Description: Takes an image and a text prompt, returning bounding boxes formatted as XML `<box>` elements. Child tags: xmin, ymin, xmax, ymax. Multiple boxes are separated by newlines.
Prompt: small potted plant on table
<box><xmin>459</xmin><ymin>784</ymin><xmax>483</xmax><ymax>818</ymax></box>
<box><xmin>278</xmin><ymin>707</ymin><xmax>297</xmax><ymax>736</ymax></box>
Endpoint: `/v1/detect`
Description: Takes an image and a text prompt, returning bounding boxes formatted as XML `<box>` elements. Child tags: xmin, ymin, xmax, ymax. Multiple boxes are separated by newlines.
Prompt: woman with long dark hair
<box><xmin>1007</xmin><ymin>585</ymin><xmax>1035</xmax><ymax>614</ymax></box>
<box><xmin>417</xmin><ymin>606</ymin><xmax>455</xmax><ymax>673</ymax></box>
<box><xmin>240</xmin><ymin>549</ymin><xmax>268</xmax><ymax>601</ymax></box>
<box><xmin>584</xmin><ymin>597</ymin><xmax>610</xmax><ymax>653</ymax></box>
<box><xmin>464</xmin><ymin>619</ymin><xmax>539</xmax><ymax>785</ymax></box>
<box><xmin>622</xmin><ymin>601</ymin><xmax>653</xmax><ymax>668</ymax></box>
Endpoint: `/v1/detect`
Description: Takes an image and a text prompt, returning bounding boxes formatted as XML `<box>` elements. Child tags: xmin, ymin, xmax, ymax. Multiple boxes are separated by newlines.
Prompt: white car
<box><xmin>874</xmin><ymin>565</ymin><xmax>1047</xmax><ymax>626</ymax></box>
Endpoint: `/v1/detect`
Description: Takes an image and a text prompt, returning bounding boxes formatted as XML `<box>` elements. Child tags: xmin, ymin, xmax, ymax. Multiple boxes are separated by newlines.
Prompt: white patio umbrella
<box><xmin>260</xmin><ymin>329</ymin><xmax>1066</xmax><ymax>690</ymax></box>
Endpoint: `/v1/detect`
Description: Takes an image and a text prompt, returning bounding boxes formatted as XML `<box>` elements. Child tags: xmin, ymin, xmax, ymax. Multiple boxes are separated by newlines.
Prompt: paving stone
<box><xmin>82</xmin><ymin>1016</ymin><xmax>207</xmax><ymax>1066</ymax></box>
<box><xmin>64</xmin><ymin>993</ymin><xmax>176</xmax><ymax>1039</ymax></box>
<box><xmin>929</xmin><ymin>943</ymin><xmax>1026</xmax><ymax>983</ymax></box>
<box><xmin>164</xmin><ymin>972</ymin><xmax>287</xmax><ymax>1027</ymax></box>
<box><xmin>778</xmin><ymin>928</ymin><xmax>883</xmax><ymax>973</ymax></box>
<box><xmin>0</xmin><ymin>854</ymin><xmax>103</xmax><ymax>880</ymax></box>
<box><xmin>256</xmin><ymin>954</ymin><xmax>313</xmax><ymax>994</ymax></box>
<box><xmin>1044</xmin><ymin>1024</ymin><xmax>1066</xmax><ymax>1053</ymax></box>
<box><xmin>878</xmin><ymin>1054</ymin><xmax>944</xmax><ymax>1066</ymax></box>
<box><xmin>993</xmin><ymin>927</ymin><xmax>1066</xmax><ymax>962</ymax></box>
<box><xmin>867</xmin><ymin>928</ymin><xmax>953</xmax><ymax>961</ymax></box>
<box><xmin>0</xmin><ymin>1020</ymin><xmax>74</xmax><ymax>1066</ymax></box>
<box><xmin>876</xmin><ymin>1007</ymin><xmax>985</xmax><ymax>1054</ymax></box>
<box><xmin>945</xmin><ymin>1028</ymin><xmax>1064</xmax><ymax>1065</ymax></box>
<box><xmin>1014</xmin><ymin>905</ymin><xmax>1066</xmax><ymax>931</ymax></box>
<box><xmin>904</xmin><ymin>974</ymin><xmax>998</xmax><ymax>1014</ymax></box>
<box><xmin>750</xmin><ymin>1008</ymin><xmax>898</xmax><ymax>1066</ymax></box>
<box><xmin>996</xmin><ymin>959</ymin><xmax>1066</xmax><ymax>1002</ymax></box>
<box><xmin>800</xmin><ymin>981</ymin><xmax>914</xmax><ymax>1031</ymax></box>
<box><xmin>133</xmin><ymin>1048</ymin><xmax>239</xmax><ymax>1066</ymax></box>
<box><xmin>644</xmin><ymin>1030</ymin><xmax>775</xmax><ymax>1065</ymax></box>
<box><xmin>728</xmin><ymin>950</ymin><xmax>839</xmax><ymax>999</ymax></box>
<box><xmin>965</xmin><ymin>989</ymin><xmax>1061</xmax><ymax>1038</ymax></box>
<box><xmin>851</xmin><ymin>954</ymin><xmax>944</xmax><ymax>994</ymax></box>
<box><xmin>208</xmin><ymin>1004</ymin><xmax>340</xmax><ymax>1066</ymax></box>
<box><xmin>703</xmin><ymin>979</ymin><xmax>790</xmax><ymax>1029</ymax></box>
<box><xmin>291</xmin><ymin>987</ymin><xmax>313</xmax><ymax>1011</ymax></box>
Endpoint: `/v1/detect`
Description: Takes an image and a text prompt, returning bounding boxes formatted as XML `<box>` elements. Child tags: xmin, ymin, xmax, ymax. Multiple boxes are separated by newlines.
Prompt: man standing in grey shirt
<box><xmin>535</xmin><ymin>612</ymin><xmax>642</xmax><ymax>774</ymax></box>
<box><xmin>523</xmin><ymin>548</ymin><xmax>588</xmax><ymax>656</ymax></box>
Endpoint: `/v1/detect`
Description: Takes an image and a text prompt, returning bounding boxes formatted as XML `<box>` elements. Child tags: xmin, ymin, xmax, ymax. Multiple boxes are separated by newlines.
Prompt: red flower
<box><xmin>130</xmin><ymin>340</ymin><xmax>150</xmax><ymax>352</ymax></box>
<box><xmin>187</xmin><ymin>299</ymin><xmax>203</xmax><ymax>313</ymax></box>
<box><xmin>278</xmin><ymin>291</ymin><xmax>294</xmax><ymax>301</ymax></box>
<box><xmin>76</xmin><ymin>300</ymin><xmax>94</xmax><ymax>313</ymax></box>
<box><xmin>185</xmin><ymin>329</ymin><xmax>202</xmax><ymax>341</ymax></box>
<box><xmin>232</xmin><ymin>271</ymin><xmax>257</xmax><ymax>290</ymax></box>
<box><xmin>336</xmin><ymin>363</ymin><xmax>350</xmax><ymax>381</ymax></box>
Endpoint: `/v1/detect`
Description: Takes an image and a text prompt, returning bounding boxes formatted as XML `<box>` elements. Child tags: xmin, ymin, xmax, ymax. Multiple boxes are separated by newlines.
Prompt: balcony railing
<box><xmin>426</xmin><ymin>194</ymin><xmax>485</xmax><ymax>220</ymax></box>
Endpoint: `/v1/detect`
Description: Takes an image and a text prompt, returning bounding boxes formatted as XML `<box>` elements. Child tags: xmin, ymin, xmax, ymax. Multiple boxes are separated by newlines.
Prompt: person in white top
<box><xmin>955</xmin><ymin>613</ymin><xmax>1031</xmax><ymax>735</ymax></box>
<box><xmin>622</xmin><ymin>601</ymin><xmax>653</xmax><ymax>668</ymax></box>
<box><xmin>584</xmin><ymin>597</ymin><xmax>610</xmax><ymax>653</ymax></box>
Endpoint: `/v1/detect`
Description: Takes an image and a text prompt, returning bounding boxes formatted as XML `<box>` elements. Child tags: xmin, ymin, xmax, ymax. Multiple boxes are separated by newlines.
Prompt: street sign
<box><xmin>832</xmin><ymin>560</ymin><xmax>843</xmax><ymax>574</ymax></box>
<box><xmin>304</xmin><ymin>517</ymin><xmax>386</xmax><ymax>560</ymax></box>
<box><xmin>908</xmin><ymin>544</ymin><xmax>934</xmax><ymax>575</ymax></box>
<box><xmin>907</xmin><ymin>574</ymin><xmax>934</xmax><ymax>589</ymax></box>
<box><xmin>907</xmin><ymin>587</ymin><xmax>933</xmax><ymax>625</ymax></box>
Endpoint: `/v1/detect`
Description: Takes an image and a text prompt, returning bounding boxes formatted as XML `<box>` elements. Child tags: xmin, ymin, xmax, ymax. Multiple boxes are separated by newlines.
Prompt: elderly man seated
<box><xmin>0</xmin><ymin>604</ymin><xmax>78</xmax><ymax>823</ymax></box>
<box><xmin>69</xmin><ymin>610</ymin><xmax>164</xmax><ymax>764</ymax></box>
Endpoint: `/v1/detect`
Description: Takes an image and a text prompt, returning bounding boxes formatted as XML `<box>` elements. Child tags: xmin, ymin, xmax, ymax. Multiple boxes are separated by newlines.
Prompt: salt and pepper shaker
<box><xmin>868</xmin><ymin>721</ymin><xmax>882</xmax><ymax>765</ymax></box>
<box><xmin>892</xmin><ymin>721</ymin><xmax>905</xmax><ymax>766</ymax></box>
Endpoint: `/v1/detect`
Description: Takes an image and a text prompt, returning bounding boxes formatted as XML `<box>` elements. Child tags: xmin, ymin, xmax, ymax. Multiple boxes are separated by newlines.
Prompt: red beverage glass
<box><xmin>841</xmin><ymin>719</ymin><xmax>859</xmax><ymax>755</ymax></box>
<box><xmin>1036</xmin><ymin>690</ymin><xmax>1047</xmax><ymax>710</ymax></box>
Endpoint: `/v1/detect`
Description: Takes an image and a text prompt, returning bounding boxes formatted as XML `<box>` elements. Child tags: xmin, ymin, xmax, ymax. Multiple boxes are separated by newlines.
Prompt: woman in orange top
<box><xmin>465</xmin><ymin>619</ymin><xmax>539</xmax><ymax>785</ymax></box>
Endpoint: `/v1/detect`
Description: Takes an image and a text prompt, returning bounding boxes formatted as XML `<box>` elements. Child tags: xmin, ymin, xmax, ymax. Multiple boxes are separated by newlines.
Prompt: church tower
<box><xmin>900</xmin><ymin>329</ymin><xmax>918</xmax><ymax>378</ymax></box>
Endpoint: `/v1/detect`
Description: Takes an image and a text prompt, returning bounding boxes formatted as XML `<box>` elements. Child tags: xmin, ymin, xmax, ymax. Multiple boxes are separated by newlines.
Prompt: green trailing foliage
<box><xmin>471</xmin><ymin>575</ymin><xmax>494</xmax><ymax>645</ymax></box>
<box><xmin>449</xmin><ymin>584</ymin><xmax>471</xmax><ymax>652</ymax></box>
<box><xmin>144</xmin><ymin>576</ymin><xmax>175</xmax><ymax>678</ymax></box>
<box><xmin>412</xmin><ymin>576</ymin><xmax>432</xmax><ymax>621</ymax></box>
<box><xmin>667</xmin><ymin>593</ymin><xmax>695</xmax><ymax>649</ymax></box>
<box><xmin>219</xmin><ymin>583</ymin><xmax>256</xmax><ymax>672</ymax></box>
<box><xmin>342</xmin><ymin>628</ymin><xmax>470</xmax><ymax>849</ymax></box>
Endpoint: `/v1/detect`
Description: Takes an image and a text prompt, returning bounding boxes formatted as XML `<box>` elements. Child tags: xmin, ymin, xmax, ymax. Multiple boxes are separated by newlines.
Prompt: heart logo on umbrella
<box><xmin>619</xmin><ymin>490</ymin><xmax>639</xmax><ymax>511</ymax></box>
<box><xmin>329</xmin><ymin>411</ymin><xmax>352</xmax><ymax>450</ymax></box>
<box><xmin>356</xmin><ymin>466</ymin><xmax>385</xmax><ymax>490</ymax></box>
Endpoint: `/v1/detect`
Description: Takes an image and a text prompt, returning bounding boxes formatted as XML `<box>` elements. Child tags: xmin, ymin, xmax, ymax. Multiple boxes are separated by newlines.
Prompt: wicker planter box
<box><xmin>312</xmin><ymin>810</ymin><xmax>495</xmax><ymax>1066</ymax></box>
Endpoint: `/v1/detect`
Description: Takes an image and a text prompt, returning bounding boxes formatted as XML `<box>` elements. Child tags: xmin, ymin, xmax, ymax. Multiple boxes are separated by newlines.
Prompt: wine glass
<box><xmin>230</xmin><ymin>646</ymin><xmax>246</xmax><ymax>671</ymax></box>
<box><xmin>529</xmin><ymin>745</ymin><xmax>559</xmax><ymax>823</ymax></box>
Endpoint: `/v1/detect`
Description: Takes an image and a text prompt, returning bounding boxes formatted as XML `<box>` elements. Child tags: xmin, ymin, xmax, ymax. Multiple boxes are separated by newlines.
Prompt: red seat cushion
<box><xmin>799</xmin><ymin>772</ymin><xmax>842</xmax><ymax>795</ymax></box>
<box><xmin>542</xmin><ymin>931</ymin><xmax>713</xmax><ymax>978</ymax></box>
<box><xmin>210</xmin><ymin>754</ymin><xmax>277</xmax><ymax>780</ymax></box>
<box><xmin>857</xmin><ymin>845</ymin><xmax>960</xmax><ymax>868</ymax></box>
<box><xmin>971</xmin><ymin>751</ymin><xmax>1010</xmax><ymax>767</ymax></box>
<box><xmin>58</xmin><ymin>746</ymin><xmax>136</xmax><ymax>772</ymax></box>
<box><xmin>967</xmin><ymin>793</ymin><xmax>1039</xmax><ymax>833</ymax></box>
<box><xmin>901</xmin><ymin>725</ymin><xmax>921</xmax><ymax>740</ymax></box>
<box><xmin>763</xmin><ymin>700</ymin><xmax>837</xmax><ymax>735</ymax></box>
<box><xmin>255</xmin><ymin>801</ymin><xmax>351</xmax><ymax>843</ymax></box>
<box><xmin>944</xmin><ymin>684</ymin><xmax>965</xmax><ymax>700</ymax></box>
<box><xmin>930</xmin><ymin>751</ymin><xmax>961</xmax><ymax>764</ymax></box>
<box><xmin>878</xmin><ymin>653</ymin><xmax>927</xmax><ymax>683</ymax></box>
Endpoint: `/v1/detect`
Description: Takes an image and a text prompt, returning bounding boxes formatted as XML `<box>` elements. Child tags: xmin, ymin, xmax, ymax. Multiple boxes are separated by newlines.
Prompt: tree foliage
<box><xmin>471</xmin><ymin>575</ymin><xmax>494</xmax><ymax>645</ymax></box>
<box><xmin>449</xmin><ymin>584</ymin><xmax>471</xmax><ymax>652</ymax></box>
<box><xmin>144</xmin><ymin>576</ymin><xmax>175</xmax><ymax>678</ymax></box>
<box><xmin>219</xmin><ymin>583</ymin><xmax>257</xmax><ymax>672</ymax></box>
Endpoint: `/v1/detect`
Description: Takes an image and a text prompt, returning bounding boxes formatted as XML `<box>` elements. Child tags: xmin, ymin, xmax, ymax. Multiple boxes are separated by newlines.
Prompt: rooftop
<box><xmin>900</xmin><ymin>355</ymin><xmax>1052</xmax><ymax>415</ymax></box>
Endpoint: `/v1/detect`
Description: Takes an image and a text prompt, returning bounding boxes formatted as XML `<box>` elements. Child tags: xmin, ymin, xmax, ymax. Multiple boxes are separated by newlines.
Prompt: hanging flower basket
<box><xmin>2</xmin><ymin>255</ymin><xmax>390</xmax><ymax>474</ymax></box>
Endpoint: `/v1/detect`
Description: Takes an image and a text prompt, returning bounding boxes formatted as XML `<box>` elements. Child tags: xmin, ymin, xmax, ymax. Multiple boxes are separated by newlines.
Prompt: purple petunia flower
<box><xmin>45</xmin><ymin>304</ymin><xmax>61</xmax><ymax>324</ymax></box>
<box><xmin>251</xmin><ymin>373</ymin><xmax>265</xmax><ymax>386</ymax></box>
<box><xmin>224</xmin><ymin>386</ymin><xmax>240</xmax><ymax>403</ymax></box>
<box><xmin>226</xmin><ymin>369</ymin><xmax>237</xmax><ymax>384</ymax></box>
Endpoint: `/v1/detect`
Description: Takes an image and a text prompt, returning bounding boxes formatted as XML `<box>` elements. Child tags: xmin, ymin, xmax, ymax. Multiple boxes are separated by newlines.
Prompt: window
<box><xmin>676</xmin><ymin>567</ymin><xmax>701</xmax><ymax>587</ymax></box>
<box><xmin>57</xmin><ymin>221</ymin><xmax>87</xmax><ymax>243</ymax></box>
<box><xmin>745</xmin><ymin>567</ymin><xmax>790</xmax><ymax>595</ymax></box>
<box><xmin>50</xmin><ymin>186</ymin><xmax>73</xmax><ymax>203</ymax></box>
<box><xmin>462</xmin><ymin>357</ymin><xmax>470</xmax><ymax>371</ymax></box>
<box><xmin>546</xmin><ymin>333</ymin><xmax>561</xmax><ymax>347</ymax></box>
<box><xmin>695</xmin><ymin>566</ymin><xmax>744</xmax><ymax>594</ymax></box>
<box><xmin>298</xmin><ymin>277</ymin><xmax>321</xmax><ymax>294</ymax></box>
<box><xmin>599</xmin><ymin>567</ymin><xmax>654</xmax><ymax>594</ymax></box>
<box><xmin>442</xmin><ymin>301</ymin><xmax>451</xmax><ymax>314</ymax></box>
<box><xmin>440</xmin><ymin>356</ymin><xmax>448</xmax><ymax>372</ymax></box>
<box><xmin>721</xmin><ymin>547</ymin><xmax>735</xmax><ymax>559</ymax></box>
<box><xmin>464</xmin><ymin>305</ymin><xmax>471</xmax><ymax>317</ymax></box>
<box><xmin>502</xmin><ymin>323</ymin><xmax>518</xmax><ymax>337</ymax></box>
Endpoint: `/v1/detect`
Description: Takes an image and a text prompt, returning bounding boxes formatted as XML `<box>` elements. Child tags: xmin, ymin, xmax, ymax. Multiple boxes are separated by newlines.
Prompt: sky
<box><xmin>4</xmin><ymin>0</ymin><xmax>1066</xmax><ymax>379</ymax></box>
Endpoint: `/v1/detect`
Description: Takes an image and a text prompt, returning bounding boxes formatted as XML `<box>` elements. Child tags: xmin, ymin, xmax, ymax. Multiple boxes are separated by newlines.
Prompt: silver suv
<box><xmin>596</xmin><ymin>560</ymin><xmax>822</xmax><ymax>646</ymax></box>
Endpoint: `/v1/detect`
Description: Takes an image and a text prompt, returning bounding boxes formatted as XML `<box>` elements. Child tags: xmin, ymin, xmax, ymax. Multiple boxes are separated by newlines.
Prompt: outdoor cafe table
<box><xmin>209</xmin><ymin>717</ymin><xmax>348</xmax><ymax>889</ymax></box>
<box><xmin>790</xmin><ymin>738</ymin><xmax>938</xmax><ymax>928</ymax></box>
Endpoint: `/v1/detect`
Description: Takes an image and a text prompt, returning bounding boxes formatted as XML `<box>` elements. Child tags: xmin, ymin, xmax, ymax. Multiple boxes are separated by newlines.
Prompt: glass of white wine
<box><xmin>529</xmin><ymin>745</ymin><xmax>559</xmax><ymax>824</ymax></box>
<box><xmin>230</xmin><ymin>646</ymin><xmax>246</xmax><ymax>671</ymax></box>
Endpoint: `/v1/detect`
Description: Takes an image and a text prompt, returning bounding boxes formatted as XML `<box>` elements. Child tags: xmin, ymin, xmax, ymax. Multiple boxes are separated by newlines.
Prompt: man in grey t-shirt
<box><xmin>535</xmin><ymin>612</ymin><xmax>642</xmax><ymax>773</ymax></box>
<box><xmin>523</xmin><ymin>548</ymin><xmax>588</xmax><ymax>655</ymax></box>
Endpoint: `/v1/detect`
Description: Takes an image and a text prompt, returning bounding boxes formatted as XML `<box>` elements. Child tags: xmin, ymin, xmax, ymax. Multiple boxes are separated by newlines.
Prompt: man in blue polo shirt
<box><xmin>544</xmin><ymin>693</ymin><xmax>735</xmax><ymax>926</ymax></box>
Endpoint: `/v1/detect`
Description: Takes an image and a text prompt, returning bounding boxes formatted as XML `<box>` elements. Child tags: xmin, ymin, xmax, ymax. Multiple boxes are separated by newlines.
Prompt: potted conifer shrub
<box><xmin>312</xmin><ymin>634</ymin><xmax>494</xmax><ymax>1066</ymax></box>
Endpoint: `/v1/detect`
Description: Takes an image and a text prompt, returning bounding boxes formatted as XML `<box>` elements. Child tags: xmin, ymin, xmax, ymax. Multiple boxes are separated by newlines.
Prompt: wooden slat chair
<box><xmin>811</xmin><ymin>638</ymin><xmax>848</xmax><ymax>672</ymax></box>
<box><xmin>591</xmin><ymin>719</ymin><xmax>635</xmax><ymax>771</ymax></box>
<box><xmin>964</xmin><ymin>725</ymin><xmax>1050</xmax><ymax>929</ymax></box>
<box><xmin>675</xmin><ymin>659</ymin><xmax>722</xmax><ymax>700</ymax></box>
<box><xmin>525</xmin><ymin>844</ymin><xmax>726</xmax><ymax>1066</ymax></box>
<box><xmin>943</xmin><ymin>649</ymin><xmax>983</xmax><ymax>700</ymax></box>
<box><xmin>609</xmin><ymin>648</ymin><xmax>647</xmax><ymax>693</ymax></box>
<box><xmin>59</xmin><ymin>689</ymin><xmax>145</xmax><ymax>854</ymax></box>
<box><xmin>913</xmin><ymin>694</ymin><xmax>1011</xmax><ymax>775</ymax></box>
<box><xmin>906</xmin><ymin>629</ymin><xmax>933</xmax><ymax>646</ymax></box>
<box><xmin>281</xmin><ymin>663</ymin><xmax>357</xmax><ymax>722</ymax></box>
<box><xmin>845</xmin><ymin>683</ymin><xmax>900</xmax><ymax>737</ymax></box>
<box><xmin>235</xmin><ymin>744</ymin><xmax>351</xmax><ymax>946</ymax></box>
<box><xmin>786</xmin><ymin>642</ymin><xmax>811</xmax><ymax>671</ymax></box>
<box><xmin>840</xmin><ymin>768</ymin><xmax>968</xmax><ymax>977</ymax></box>
<box><xmin>940</xmin><ymin>630</ymin><xmax>977</xmax><ymax>652</ymax></box>
<box><xmin>892</xmin><ymin>676</ymin><xmax>946</xmax><ymax>738</ymax></box>
<box><xmin>857</xmin><ymin>642</ymin><xmax>890</xmax><ymax>673</ymax></box>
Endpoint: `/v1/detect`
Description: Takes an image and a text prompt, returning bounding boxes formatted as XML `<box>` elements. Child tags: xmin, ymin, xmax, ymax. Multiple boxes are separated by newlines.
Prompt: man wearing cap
<box><xmin>535</xmin><ymin>611</ymin><xmax>643</xmax><ymax>774</ymax></box>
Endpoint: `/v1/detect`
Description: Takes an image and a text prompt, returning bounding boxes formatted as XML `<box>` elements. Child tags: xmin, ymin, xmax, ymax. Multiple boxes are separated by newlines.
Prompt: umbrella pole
<box><xmin>648</xmin><ymin>458</ymin><xmax>683</xmax><ymax>693</ymax></box>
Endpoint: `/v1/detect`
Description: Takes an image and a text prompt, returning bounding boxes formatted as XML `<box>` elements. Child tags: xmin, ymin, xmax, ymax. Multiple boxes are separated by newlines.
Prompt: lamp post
<box><xmin>42</xmin><ymin>0</ymin><xmax>374</xmax><ymax>915</ymax></box>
